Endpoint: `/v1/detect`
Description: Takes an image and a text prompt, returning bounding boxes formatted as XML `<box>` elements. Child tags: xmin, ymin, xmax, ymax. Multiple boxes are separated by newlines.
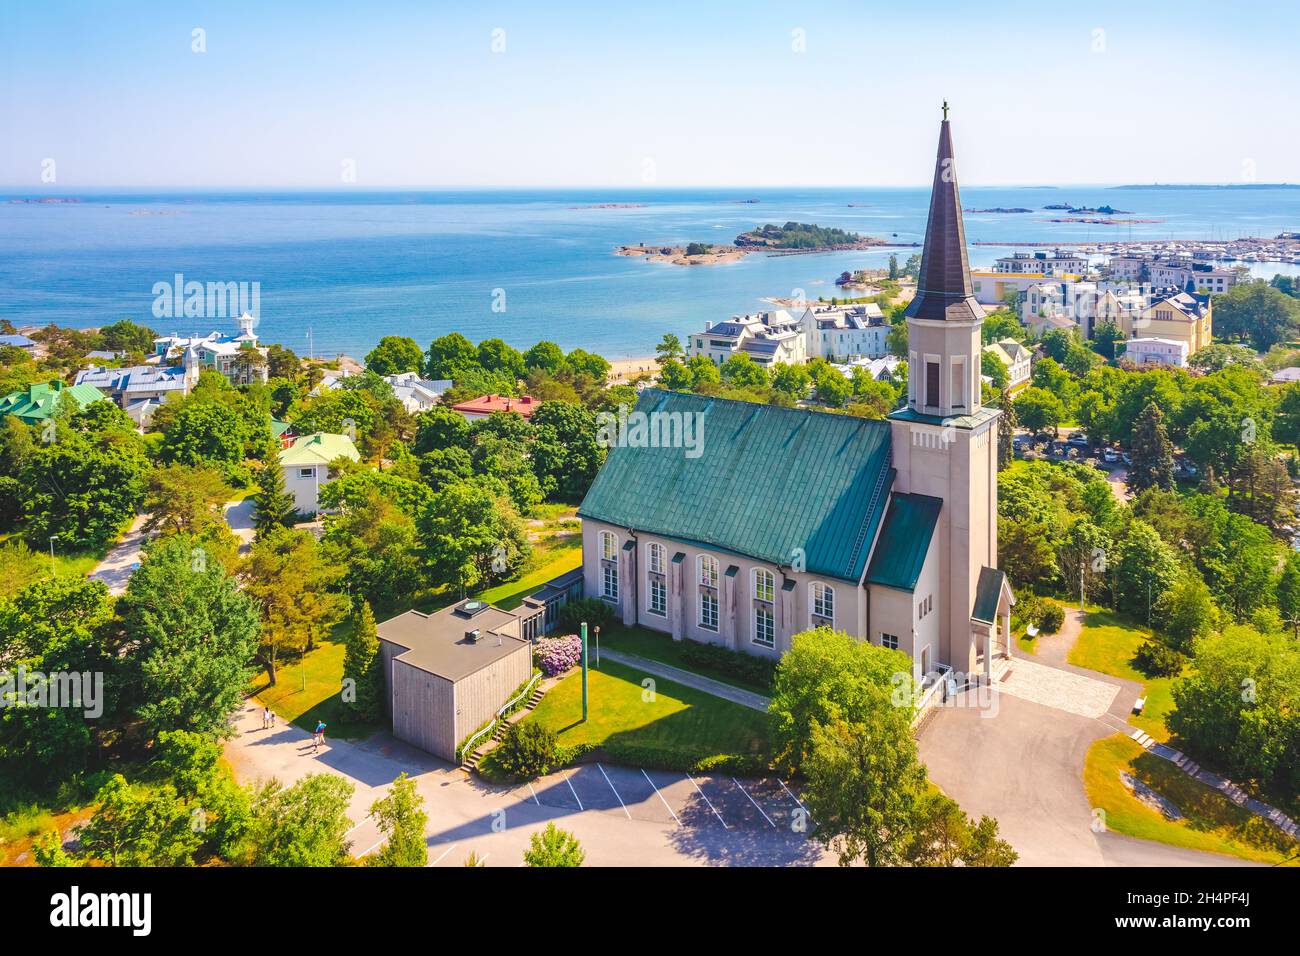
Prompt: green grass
<box><xmin>481</xmin><ymin>658</ymin><xmax>769</xmax><ymax>777</ymax></box>
<box><xmin>247</xmin><ymin>624</ymin><xmax>381</xmax><ymax>741</ymax></box>
<box><xmin>1084</xmin><ymin>735</ymin><xmax>1297</xmax><ymax>865</ymax></box>
<box><xmin>479</xmin><ymin>543</ymin><xmax>581</xmax><ymax>611</ymax></box>
<box><xmin>1068</xmin><ymin>609</ymin><xmax>1175</xmax><ymax>740</ymax></box>
<box><xmin>598</xmin><ymin>623</ymin><xmax>773</xmax><ymax>695</ymax></box>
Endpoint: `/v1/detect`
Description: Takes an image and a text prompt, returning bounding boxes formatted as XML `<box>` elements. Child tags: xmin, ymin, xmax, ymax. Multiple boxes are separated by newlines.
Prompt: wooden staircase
<box><xmin>460</xmin><ymin>684</ymin><xmax>547</xmax><ymax>773</ymax></box>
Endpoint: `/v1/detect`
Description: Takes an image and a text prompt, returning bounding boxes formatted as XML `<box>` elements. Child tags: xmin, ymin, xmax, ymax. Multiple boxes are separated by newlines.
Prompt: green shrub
<box><xmin>558</xmin><ymin>597</ymin><xmax>614</xmax><ymax>633</ymax></box>
<box><xmin>1038</xmin><ymin>603</ymin><xmax>1065</xmax><ymax>635</ymax></box>
<box><xmin>1012</xmin><ymin>594</ymin><xmax>1044</xmax><ymax>632</ymax></box>
<box><xmin>1135</xmin><ymin>639</ymin><xmax>1185</xmax><ymax>678</ymax></box>
<box><xmin>494</xmin><ymin>722</ymin><xmax>558</xmax><ymax>780</ymax></box>
<box><xmin>680</xmin><ymin>641</ymin><xmax>777</xmax><ymax>690</ymax></box>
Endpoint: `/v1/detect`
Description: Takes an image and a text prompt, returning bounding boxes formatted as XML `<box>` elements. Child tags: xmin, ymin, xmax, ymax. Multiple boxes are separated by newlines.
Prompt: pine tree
<box><xmin>252</xmin><ymin>446</ymin><xmax>296</xmax><ymax>538</ymax></box>
<box><xmin>343</xmin><ymin>600</ymin><xmax>384</xmax><ymax>722</ymax></box>
<box><xmin>996</xmin><ymin>385</ymin><xmax>1017</xmax><ymax>471</ymax></box>
<box><xmin>1127</xmin><ymin>403</ymin><xmax>1174</xmax><ymax>494</ymax></box>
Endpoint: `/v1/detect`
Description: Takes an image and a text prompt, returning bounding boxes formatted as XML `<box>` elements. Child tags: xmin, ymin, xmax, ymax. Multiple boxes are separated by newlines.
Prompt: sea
<box><xmin>3</xmin><ymin>186</ymin><xmax>1300</xmax><ymax>362</ymax></box>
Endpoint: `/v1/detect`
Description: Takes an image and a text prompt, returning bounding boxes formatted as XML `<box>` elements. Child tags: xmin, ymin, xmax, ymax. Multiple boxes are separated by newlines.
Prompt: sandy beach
<box><xmin>608</xmin><ymin>355</ymin><xmax>658</xmax><ymax>382</ymax></box>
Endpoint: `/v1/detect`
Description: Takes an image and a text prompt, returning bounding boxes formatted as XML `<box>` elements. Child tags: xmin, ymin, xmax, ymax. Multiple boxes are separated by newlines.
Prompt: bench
<box><xmin>1132</xmin><ymin>696</ymin><xmax>1146</xmax><ymax>714</ymax></box>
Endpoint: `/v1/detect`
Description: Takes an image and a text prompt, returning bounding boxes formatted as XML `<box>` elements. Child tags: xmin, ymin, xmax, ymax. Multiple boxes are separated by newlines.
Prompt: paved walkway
<box><xmin>995</xmin><ymin>655</ymin><xmax>1120</xmax><ymax>719</ymax></box>
<box><xmin>599</xmin><ymin>649</ymin><xmax>771</xmax><ymax>712</ymax></box>
<box><xmin>223</xmin><ymin>498</ymin><xmax>256</xmax><ymax>553</ymax></box>
<box><xmin>88</xmin><ymin>514</ymin><xmax>148</xmax><ymax>595</ymax></box>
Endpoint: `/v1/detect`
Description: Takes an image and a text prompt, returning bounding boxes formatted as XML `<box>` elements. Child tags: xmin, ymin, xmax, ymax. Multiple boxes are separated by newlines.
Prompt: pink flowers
<box><xmin>535</xmin><ymin>635</ymin><xmax>583</xmax><ymax>676</ymax></box>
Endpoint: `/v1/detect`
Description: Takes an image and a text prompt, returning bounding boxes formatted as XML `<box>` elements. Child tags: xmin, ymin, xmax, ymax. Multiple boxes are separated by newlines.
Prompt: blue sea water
<box><xmin>2</xmin><ymin>186</ymin><xmax>1299</xmax><ymax>361</ymax></box>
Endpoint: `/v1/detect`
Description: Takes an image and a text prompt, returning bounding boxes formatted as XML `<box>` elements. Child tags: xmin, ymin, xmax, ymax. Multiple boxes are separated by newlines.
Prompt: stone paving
<box><xmin>993</xmin><ymin>654</ymin><xmax>1120</xmax><ymax>719</ymax></box>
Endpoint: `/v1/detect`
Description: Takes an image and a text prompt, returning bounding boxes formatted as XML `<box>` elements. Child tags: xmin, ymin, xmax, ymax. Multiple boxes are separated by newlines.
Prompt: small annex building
<box><xmin>377</xmin><ymin>600</ymin><xmax>533</xmax><ymax>762</ymax></box>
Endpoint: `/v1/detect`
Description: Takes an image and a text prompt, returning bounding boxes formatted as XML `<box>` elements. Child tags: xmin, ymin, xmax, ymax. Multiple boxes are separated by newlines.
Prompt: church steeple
<box><xmin>905</xmin><ymin>106</ymin><xmax>983</xmax><ymax>324</ymax></box>
<box><xmin>901</xmin><ymin>106</ymin><xmax>984</xmax><ymax>417</ymax></box>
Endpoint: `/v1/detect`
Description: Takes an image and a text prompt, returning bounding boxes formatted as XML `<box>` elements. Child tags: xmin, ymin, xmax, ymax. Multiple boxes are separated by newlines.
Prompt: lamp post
<box><xmin>594</xmin><ymin>625</ymin><xmax>600</xmax><ymax>669</ymax></box>
<box><xmin>48</xmin><ymin>535</ymin><xmax>58</xmax><ymax>578</ymax></box>
<box><xmin>580</xmin><ymin>621</ymin><xmax>589</xmax><ymax>723</ymax></box>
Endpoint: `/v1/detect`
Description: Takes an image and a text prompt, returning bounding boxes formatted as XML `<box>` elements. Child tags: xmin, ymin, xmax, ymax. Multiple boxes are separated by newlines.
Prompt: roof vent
<box><xmin>465</xmin><ymin>628</ymin><xmax>481</xmax><ymax>643</ymax></box>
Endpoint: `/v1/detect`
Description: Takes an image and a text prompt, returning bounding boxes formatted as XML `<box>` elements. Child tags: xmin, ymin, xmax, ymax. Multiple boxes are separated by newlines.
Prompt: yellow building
<box><xmin>1123</xmin><ymin>291</ymin><xmax>1213</xmax><ymax>355</ymax></box>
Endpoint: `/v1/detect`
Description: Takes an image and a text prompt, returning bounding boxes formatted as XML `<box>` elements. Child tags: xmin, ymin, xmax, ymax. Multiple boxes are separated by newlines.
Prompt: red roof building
<box><xmin>451</xmin><ymin>393</ymin><xmax>538</xmax><ymax>421</ymax></box>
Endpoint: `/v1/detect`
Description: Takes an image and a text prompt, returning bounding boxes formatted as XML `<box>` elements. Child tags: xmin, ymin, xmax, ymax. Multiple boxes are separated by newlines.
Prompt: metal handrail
<box><xmin>459</xmin><ymin>671</ymin><xmax>543</xmax><ymax>759</ymax></box>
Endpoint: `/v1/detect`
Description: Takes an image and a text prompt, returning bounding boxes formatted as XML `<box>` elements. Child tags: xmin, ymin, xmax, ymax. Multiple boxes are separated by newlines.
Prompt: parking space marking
<box><xmin>428</xmin><ymin>842</ymin><xmax>457</xmax><ymax>867</ymax></box>
<box><xmin>779</xmin><ymin>778</ymin><xmax>813</xmax><ymax>823</ymax></box>
<box><xmin>686</xmin><ymin>772</ymin><xmax>729</xmax><ymax>829</ymax></box>
<box><xmin>344</xmin><ymin>812</ymin><xmax>373</xmax><ymax>835</ymax></box>
<box><xmin>527</xmin><ymin>783</ymin><xmax>540</xmax><ymax>806</ymax></box>
<box><xmin>597</xmin><ymin>763</ymin><xmax>631</xmax><ymax>818</ymax></box>
<box><xmin>565</xmin><ymin>770</ymin><xmax>585</xmax><ymax>811</ymax></box>
<box><xmin>733</xmin><ymin>777</ymin><xmax>776</xmax><ymax>828</ymax></box>
<box><xmin>476</xmin><ymin>852</ymin><xmax>490</xmax><ymax>866</ymax></box>
<box><xmin>357</xmin><ymin>836</ymin><xmax>387</xmax><ymax>857</ymax></box>
<box><xmin>642</xmin><ymin>769</ymin><xmax>681</xmax><ymax>826</ymax></box>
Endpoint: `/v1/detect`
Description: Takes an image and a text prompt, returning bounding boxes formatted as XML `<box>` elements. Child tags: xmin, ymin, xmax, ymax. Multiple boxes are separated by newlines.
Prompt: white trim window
<box><xmin>881</xmin><ymin>632</ymin><xmax>899</xmax><ymax>651</ymax></box>
<box><xmin>599</xmin><ymin>530</ymin><xmax>619</xmax><ymax>601</ymax></box>
<box><xmin>647</xmin><ymin>542</ymin><xmax>667</xmax><ymax>616</ymax></box>
<box><xmin>811</xmin><ymin>582</ymin><xmax>835</xmax><ymax>626</ymax></box>
<box><xmin>752</xmin><ymin>568</ymin><xmax>776</xmax><ymax>648</ymax></box>
<box><xmin>698</xmin><ymin>555</ymin><xmax>719</xmax><ymax>631</ymax></box>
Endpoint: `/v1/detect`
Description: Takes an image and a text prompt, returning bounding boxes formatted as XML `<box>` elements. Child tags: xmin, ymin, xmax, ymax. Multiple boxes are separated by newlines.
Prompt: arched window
<box><xmin>697</xmin><ymin>555</ymin><xmax>719</xmax><ymax>630</ymax></box>
<box><xmin>753</xmin><ymin>568</ymin><xmax>775</xmax><ymax>648</ymax></box>
<box><xmin>599</xmin><ymin>530</ymin><xmax>619</xmax><ymax>601</ymax></box>
<box><xmin>647</xmin><ymin>543</ymin><xmax>666</xmax><ymax>616</ymax></box>
<box><xmin>810</xmin><ymin>582</ymin><xmax>835</xmax><ymax>626</ymax></box>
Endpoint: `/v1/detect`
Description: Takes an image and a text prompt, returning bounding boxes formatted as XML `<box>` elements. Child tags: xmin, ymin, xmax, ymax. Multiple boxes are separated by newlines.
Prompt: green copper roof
<box><xmin>866</xmin><ymin>493</ymin><xmax>942</xmax><ymax>591</ymax></box>
<box><xmin>971</xmin><ymin>567</ymin><xmax>1010</xmax><ymax>625</ymax></box>
<box><xmin>270</xmin><ymin>418</ymin><xmax>292</xmax><ymax>439</ymax></box>
<box><xmin>578</xmin><ymin>389</ymin><xmax>894</xmax><ymax>582</ymax></box>
<box><xmin>279</xmin><ymin>431</ymin><xmax>361</xmax><ymax>467</ymax></box>
<box><xmin>0</xmin><ymin>379</ymin><xmax>105</xmax><ymax>423</ymax></box>
<box><xmin>887</xmin><ymin>404</ymin><xmax>1001</xmax><ymax>431</ymax></box>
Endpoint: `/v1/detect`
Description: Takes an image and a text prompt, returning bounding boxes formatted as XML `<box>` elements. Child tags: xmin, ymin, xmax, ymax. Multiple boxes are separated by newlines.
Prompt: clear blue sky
<box><xmin>2</xmin><ymin>0</ymin><xmax>1296</xmax><ymax>187</ymax></box>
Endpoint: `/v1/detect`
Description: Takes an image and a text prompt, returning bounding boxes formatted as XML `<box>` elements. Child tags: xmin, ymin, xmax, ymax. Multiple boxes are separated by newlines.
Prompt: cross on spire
<box><xmin>942</xmin><ymin>100</ymin><xmax>949</xmax><ymax>121</ymax></box>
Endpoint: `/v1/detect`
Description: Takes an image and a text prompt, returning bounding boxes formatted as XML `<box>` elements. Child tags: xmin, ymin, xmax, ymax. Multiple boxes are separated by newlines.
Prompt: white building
<box><xmin>686</xmin><ymin>310</ymin><xmax>809</xmax><ymax>367</ymax></box>
<box><xmin>982</xmin><ymin>339</ymin><xmax>1032</xmax><ymax>389</ymax></box>
<box><xmin>798</xmin><ymin>302</ymin><xmax>889</xmax><ymax>361</ymax></box>
<box><xmin>993</xmin><ymin>250</ymin><xmax>1089</xmax><ymax>276</ymax></box>
<box><xmin>1121</xmin><ymin>337</ymin><xmax>1189</xmax><ymax>368</ymax></box>
<box><xmin>316</xmin><ymin>369</ymin><xmax>452</xmax><ymax>413</ymax></box>
<box><xmin>153</xmin><ymin>314</ymin><xmax>268</xmax><ymax>385</ymax></box>
<box><xmin>279</xmin><ymin>432</ymin><xmax>361</xmax><ymax>515</ymax></box>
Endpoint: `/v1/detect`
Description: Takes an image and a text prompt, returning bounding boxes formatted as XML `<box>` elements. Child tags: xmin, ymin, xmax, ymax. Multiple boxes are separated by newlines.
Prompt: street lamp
<box><xmin>48</xmin><ymin>535</ymin><xmax>58</xmax><ymax>578</ymax></box>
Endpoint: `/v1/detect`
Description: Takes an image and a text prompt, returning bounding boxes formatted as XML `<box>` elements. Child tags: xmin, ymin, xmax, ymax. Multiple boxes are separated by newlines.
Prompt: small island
<box><xmin>965</xmin><ymin>207</ymin><xmax>1033</xmax><ymax>214</ymax></box>
<box><xmin>616</xmin><ymin>221</ymin><xmax>900</xmax><ymax>266</ymax></box>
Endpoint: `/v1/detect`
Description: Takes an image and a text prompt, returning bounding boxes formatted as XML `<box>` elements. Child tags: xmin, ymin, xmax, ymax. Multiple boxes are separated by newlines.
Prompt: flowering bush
<box><xmin>535</xmin><ymin>635</ymin><xmax>583</xmax><ymax>676</ymax></box>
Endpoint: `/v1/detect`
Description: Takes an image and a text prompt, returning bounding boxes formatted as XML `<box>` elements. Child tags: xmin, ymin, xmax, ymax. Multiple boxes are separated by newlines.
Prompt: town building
<box><xmin>1121</xmin><ymin>337</ymin><xmax>1189</xmax><ymax>367</ymax></box>
<box><xmin>830</xmin><ymin>354</ymin><xmax>903</xmax><ymax>383</ymax></box>
<box><xmin>451</xmin><ymin>393</ymin><xmax>538</xmax><ymax>421</ymax></box>
<box><xmin>1106</xmin><ymin>254</ymin><xmax>1239</xmax><ymax>293</ymax></box>
<box><xmin>152</xmin><ymin>313</ymin><xmax>268</xmax><ymax>385</ymax></box>
<box><xmin>1124</xmin><ymin>290</ymin><xmax>1213</xmax><ymax>355</ymax></box>
<box><xmin>75</xmin><ymin>348</ymin><xmax>200</xmax><ymax>425</ymax></box>
<box><xmin>316</xmin><ymin>369</ymin><xmax>452</xmax><ymax>413</ymax></box>
<box><xmin>969</xmin><ymin>270</ymin><xmax>1048</xmax><ymax>307</ymax></box>
<box><xmin>982</xmin><ymin>339</ymin><xmax>1032</xmax><ymax>389</ymax></box>
<box><xmin>686</xmin><ymin>310</ymin><xmax>808</xmax><ymax>367</ymax></box>
<box><xmin>278</xmin><ymin>431</ymin><xmax>361</xmax><ymax>515</ymax></box>
<box><xmin>0</xmin><ymin>379</ymin><xmax>106</xmax><ymax>426</ymax></box>
<box><xmin>0</xmin><ymin>333</ymin><xmax>38</xmax><ymax>354</ymax></box>
<box><xmin>377</xmin><ymin>600</ymin><xmax>533</xmax><ymax>762</ymax></box>
<box><xmin>798</xmin><ymin>302</ymin><xmax>889</xmax><ymax>361</ymax></box>
<box><xmin>579</xmin><ymin>110</ymin><xmax>1014</xmax><ymax>687</ymax></box>
<box><xmin>992</xmin><ymin>250</ymin><xmax>1089</xmax><ymax>276</ymax></box>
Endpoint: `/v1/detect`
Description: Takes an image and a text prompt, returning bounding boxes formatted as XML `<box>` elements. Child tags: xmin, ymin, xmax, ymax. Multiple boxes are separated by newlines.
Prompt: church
<box><xmin>578</xmin><ymin>111</ymin><xmax>1015</xmax><ymax>686</ymax></box>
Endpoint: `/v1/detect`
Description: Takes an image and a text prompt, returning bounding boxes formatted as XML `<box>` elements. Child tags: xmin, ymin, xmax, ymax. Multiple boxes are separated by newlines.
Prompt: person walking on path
<box><xmin>260</xmin><ymin>706</ymin><xmax>269</xmax><ymax>730</ymax></box>
<box><xmin>313</xmin><ymin>721</ymin><xmax>327</xmax><ymax>753</ymax></box>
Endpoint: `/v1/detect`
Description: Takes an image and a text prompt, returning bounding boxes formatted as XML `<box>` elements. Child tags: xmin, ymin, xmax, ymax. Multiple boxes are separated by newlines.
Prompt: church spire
<box><xmin>905</xmin><ymin>105</ymin><xmax>982</xmax><ymax>323</ymax></box>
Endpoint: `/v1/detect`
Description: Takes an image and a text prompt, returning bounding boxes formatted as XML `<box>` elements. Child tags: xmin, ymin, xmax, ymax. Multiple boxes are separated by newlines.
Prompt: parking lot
<box><xmin>418</xmin><ymin>763</ymin><xmax>817</xmax><ymax>866</ymax></box>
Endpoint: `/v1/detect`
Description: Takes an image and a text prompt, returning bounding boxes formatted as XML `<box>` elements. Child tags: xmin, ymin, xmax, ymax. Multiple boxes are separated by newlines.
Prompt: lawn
<box><xmin>480</xmin><ymin>658</ymin><xmax>770</xmax><ymax>778</ymax></box>
<box><xmin>1068</xmin><ymin>609</ymin><xmax>1175</xmax><ymax>740</ymax></box>
<box><xmin>247</xmin><ymin>624</ymin><xmax>381</xmax><ymax>740</ymax></box>
<box><xmin>1084</xmin><ymin>735</ymin><xmax>1298</xmax><ymax>865</ymax></box>
<box><xmin>598</xmin><ymin>623</ymin><xmax>774</xmax><ymax>695</ymax></box>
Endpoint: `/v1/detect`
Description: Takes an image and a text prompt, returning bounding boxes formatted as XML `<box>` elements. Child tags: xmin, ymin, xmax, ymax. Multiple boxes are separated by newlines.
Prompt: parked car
<box><xmin>1102</xmin><ymin>448</ymin><xmax>1120</xmax><ymax>464</ymax></box>
<box><xmin>1121</xmin><ymin>452</ymin><xmax>1132</xmax><ymax>466</ymax></box>
<box><xmin>1067</xmin><ymin>433</ymin><xmax>1089</xmax><ymax>448</ymax></box>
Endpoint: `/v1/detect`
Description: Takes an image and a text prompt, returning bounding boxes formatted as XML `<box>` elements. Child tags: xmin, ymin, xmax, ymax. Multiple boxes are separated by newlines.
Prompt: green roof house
<box><xmin>577</xmin><ymin>108</ymin><xmax>1014</xmax><ymax>690</ymax></box>
<box><xmin>278</xmin><ymin>431</ymin><xmax>361</xmax><ymax>515</ymax></box>
<box><xmin>0</xmin><ymin>379</ymin><xmax>106</xmax><ymax>426</ymax></box>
